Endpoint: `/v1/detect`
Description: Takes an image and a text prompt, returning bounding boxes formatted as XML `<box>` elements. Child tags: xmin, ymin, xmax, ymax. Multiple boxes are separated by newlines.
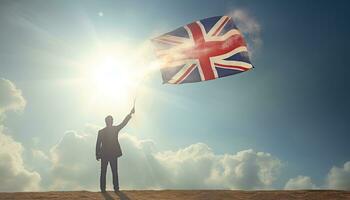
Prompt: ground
<box><xmin>0</xmin><ymin>190</ymin><xmax>349</xmax><ymax>200</ymax></box>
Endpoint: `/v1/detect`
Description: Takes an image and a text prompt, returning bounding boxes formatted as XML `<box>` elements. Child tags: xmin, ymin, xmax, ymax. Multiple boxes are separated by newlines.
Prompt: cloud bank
<box><xmin>0</xmin><ymin>128</ymin><xmax>41</xmax><ymax>192</ymax></box>
<box><xmin>284</xmin><ymin>175</ymin><xmax>316</xmax><ymax>190</ymax></box>
<box><xmin>326</xmin><ymin>161</ymin><xmax>350</xmax><ymax>190</ymax></box>
<box><xmin>49</xmin><ymin>130</ymin><xmax>99</xmax><ymax>190</ymax></box>
<box><xmin>46</xmin><ymin>127</ymin><xmax>281</xmax><ymax>190</ymax></box>
<box><xmin>0</xmin><ymin>78</ymin><xmax>40</xmax><ymax>192</ymax></box>
<box><xmin>285</xmin><ymin>162</ymin><xmax>350</xmax><ymax>190</ymax></box>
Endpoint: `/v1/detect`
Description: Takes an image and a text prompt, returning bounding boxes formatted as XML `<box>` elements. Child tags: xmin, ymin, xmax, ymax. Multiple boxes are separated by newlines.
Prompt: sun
<box><xmin>75</xmin><ymin>42</ymin><xmax>157</xmax><ymax>114</ymax></box>
<box><xmin>81</xmin><ymin>53</ymin><xmax>141</xmax><ymax>112</ymax></box>
<box><xmin>92</xmin><ymin>56</ymin><xmax>133</xmax><ymax>100</ymax></box>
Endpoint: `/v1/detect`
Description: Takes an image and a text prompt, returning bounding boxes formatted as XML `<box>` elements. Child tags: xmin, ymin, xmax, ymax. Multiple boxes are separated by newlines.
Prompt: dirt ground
<box><xmin>0</xmin><ymin>190</ymin><xmax>349</xmax><ymax>200</ymax></box>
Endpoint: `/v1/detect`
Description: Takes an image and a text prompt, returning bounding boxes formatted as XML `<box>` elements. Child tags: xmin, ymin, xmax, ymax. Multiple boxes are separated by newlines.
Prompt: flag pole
<box><xmin>132</xmin><ymin>73</ymin><xmax>148</xmax><ymax>111</ymax></box>
<box><xmin>133</xmin><ymin>94</ymin><xmax>136</xmax><ymax>110</ymax></box>
<box><xmin>132</xmin><ymin>59</ymin><xmax>160</xmax><ymax>111</ymax></box>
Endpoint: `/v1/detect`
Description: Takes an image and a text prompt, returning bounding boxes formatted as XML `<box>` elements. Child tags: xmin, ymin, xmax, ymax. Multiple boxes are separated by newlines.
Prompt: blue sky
<box><xmin>0</xmin><ymin>0</ymin><xmax>349</xmax><ymax>191</ymax></box>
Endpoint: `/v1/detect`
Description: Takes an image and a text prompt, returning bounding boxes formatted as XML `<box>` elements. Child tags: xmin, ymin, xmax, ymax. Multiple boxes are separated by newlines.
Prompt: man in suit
<box><xmin>96</xmin><ymin>107</ymin><xmax>135</xmax><ymax>192</ymax></box>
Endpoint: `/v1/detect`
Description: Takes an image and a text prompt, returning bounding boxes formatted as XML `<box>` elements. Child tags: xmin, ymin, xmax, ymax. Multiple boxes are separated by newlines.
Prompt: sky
<box><xmin>0</xmin><ymin>0</ymin><xmax>349</xmax><ymax>191</ymax></box>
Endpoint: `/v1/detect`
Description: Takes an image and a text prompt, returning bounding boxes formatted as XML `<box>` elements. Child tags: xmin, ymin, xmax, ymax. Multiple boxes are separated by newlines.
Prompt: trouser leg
<box><xmin>110</xmin><ymin>157</ymin><xmax>119</xmax><ymax>190</ymax></box>
<box><xmin>100</xmin><ymin>158</ymin><xmax>108</xmax><ymax>191</ymax></box>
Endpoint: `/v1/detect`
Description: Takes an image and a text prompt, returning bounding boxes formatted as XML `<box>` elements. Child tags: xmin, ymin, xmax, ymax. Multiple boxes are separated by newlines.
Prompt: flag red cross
<box><xmin>183</xmin><ymin>22</ymin><xmax>246</xmax><ymax>80</ymax></box>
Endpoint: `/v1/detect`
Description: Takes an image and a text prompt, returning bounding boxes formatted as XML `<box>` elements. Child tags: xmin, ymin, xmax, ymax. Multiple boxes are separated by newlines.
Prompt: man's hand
<box><xmin>96</xmin><ymin>154</ymin><xmax>101</xmax><ymax>161</ymax></box>
<box><xmin>131</xmin><ymin>106</ymin><xmax>135</xmax><ymax>114</ymax></box>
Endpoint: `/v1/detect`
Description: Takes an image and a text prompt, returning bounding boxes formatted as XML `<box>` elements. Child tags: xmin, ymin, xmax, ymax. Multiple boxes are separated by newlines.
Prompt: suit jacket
<box><xmin>96</xmin><ymin>114</ymin><xmax>131</xmax><ymax>159</ymax></box>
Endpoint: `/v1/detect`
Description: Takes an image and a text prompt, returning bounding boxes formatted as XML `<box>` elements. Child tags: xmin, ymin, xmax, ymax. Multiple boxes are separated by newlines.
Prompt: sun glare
<box><xmin>75</xmin><ymin>42</ymin><xmax>158</xmax><ymax>114</ymax></box>
<box><xmin>92</xmin><ymin>56</ymin><xmax>133</xmax><ymax>99</ymax></box>
<box><xmin>82</xmin><ymin>53</ymin><xmax>140</xmax><ymax>112</ymax></box>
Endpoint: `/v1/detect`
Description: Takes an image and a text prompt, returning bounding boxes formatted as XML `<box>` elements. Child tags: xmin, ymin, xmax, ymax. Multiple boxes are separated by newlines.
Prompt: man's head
<box><xmin>105</xmin><ymin>115</ymin><xmax>113</xmax><ymax>127</ymax></box>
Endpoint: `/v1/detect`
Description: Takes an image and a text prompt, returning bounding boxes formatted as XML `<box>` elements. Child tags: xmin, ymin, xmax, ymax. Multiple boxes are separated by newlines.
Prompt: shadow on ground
<box><xmin>101</xmin><ymin>191</ymin><xmax>130</xmax><ymax>200</ymax></box>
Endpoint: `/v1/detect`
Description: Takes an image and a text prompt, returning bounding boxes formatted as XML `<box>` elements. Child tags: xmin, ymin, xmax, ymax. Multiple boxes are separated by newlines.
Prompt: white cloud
<box><xmin>48</xmin><ymin>130</ymin><xmax>99</xmax><ymax>190</ymax></box>
<box><xmin>326</xmin><ymin>161</ymin><xmax>350</xmax><ymax>190</ymax></box>
<box><xmin>47</xmin><ymin>127</ymin><xmax>282</xmax><ymax>190</ymax></box>
<box><xmin>0</xmin><ymin>78</ymin><xmax>26</xmax><ymax>115</ymax></box>
<box><xmin>229</xmin><ymin>9</ymin><xmax>262</xmax><ymax>56</ymax></box>
<box><xmin>285</xmin><ymin>161</ymin><xmax>350</xmax><ymax>190</ymax></box>
<box><xmin>32</xmin><ymin>149</ymin><xmax>49</xmax><ymax>161</ymax></box>
<box><xmin>284</xmin><ymin>175</ymin><xmax>316</xmax><ymax>190</ymax></box>
<box><xmin>154</xmin><ymin>145</ymin><xmax>281</xmax><ymax>189</ymax></box>
<box><xmin>0</xmin><ymin>78</ymin><xmax>41</xmax><ymax>192</ymax></box>
<box><xmin>0</xmin><ymin>127</ymin><xmax>41</xmax><ymax>192</ymax></box>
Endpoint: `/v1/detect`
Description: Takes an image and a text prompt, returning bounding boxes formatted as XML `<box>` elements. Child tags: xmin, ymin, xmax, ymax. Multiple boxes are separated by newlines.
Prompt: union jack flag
<box><xmin>152</xmin><ymin>16</ymin><xmax>253</xmax><ymax>84</ymax></box>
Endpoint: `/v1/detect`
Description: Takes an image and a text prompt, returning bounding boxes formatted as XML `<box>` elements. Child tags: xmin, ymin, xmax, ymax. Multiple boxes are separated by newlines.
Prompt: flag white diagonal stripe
<box><xmin>168</xmin><ymin>62</ymin><xmax>198</xmax><ymax>84</ymax></box>
<box><xmin>207</xmin><ymin>16</ymin><xmax>230</xmax><ymax>36</ymax></box>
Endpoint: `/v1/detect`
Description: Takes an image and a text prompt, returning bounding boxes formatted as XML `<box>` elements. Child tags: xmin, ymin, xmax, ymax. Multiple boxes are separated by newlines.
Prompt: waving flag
<box><xmin>152</xmin><ymin>16</ymin><xmax>253</xmax><ymax>84</ymax></box>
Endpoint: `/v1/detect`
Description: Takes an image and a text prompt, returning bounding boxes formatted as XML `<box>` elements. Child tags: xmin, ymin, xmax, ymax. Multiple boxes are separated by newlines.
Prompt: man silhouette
<box><xmin>96</xmin><ymin>107</ymin><xmax>135</xmax><ymax>192</ymax></box>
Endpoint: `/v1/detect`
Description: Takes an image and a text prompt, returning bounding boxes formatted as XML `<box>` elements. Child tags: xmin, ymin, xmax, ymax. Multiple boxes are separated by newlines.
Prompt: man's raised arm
<box><xmin>118</xmin><ymin>107</ymin><xmax>135</xmax><ymax>130</ymax></box>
